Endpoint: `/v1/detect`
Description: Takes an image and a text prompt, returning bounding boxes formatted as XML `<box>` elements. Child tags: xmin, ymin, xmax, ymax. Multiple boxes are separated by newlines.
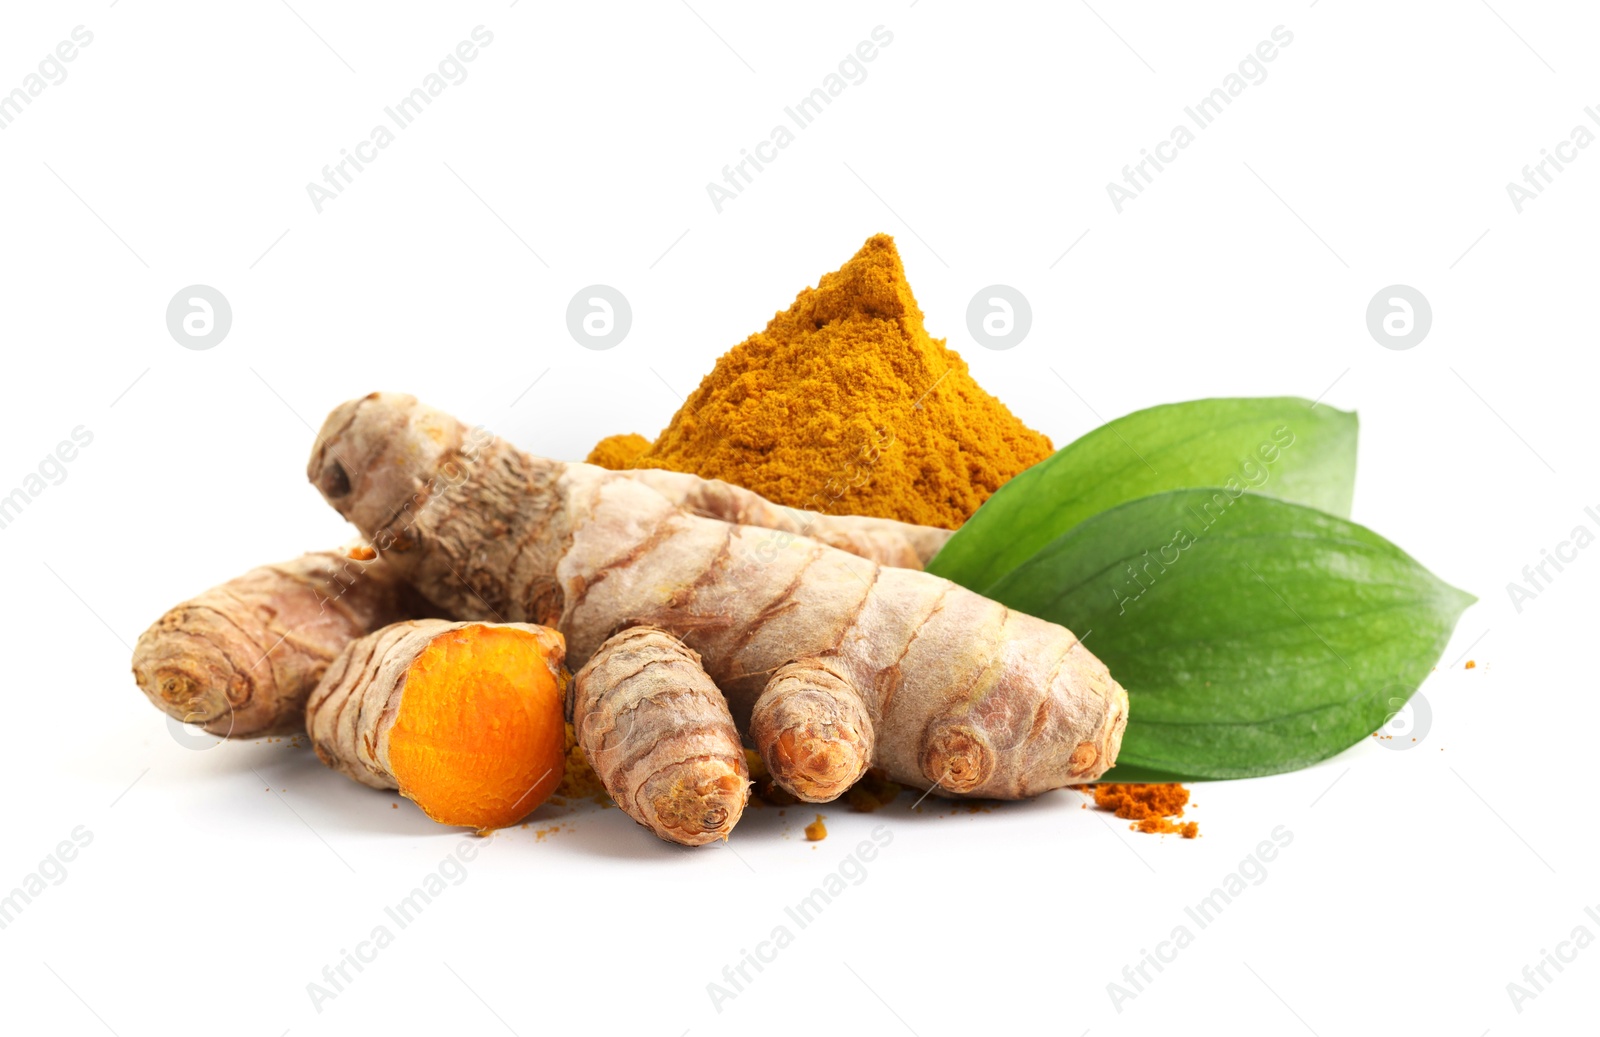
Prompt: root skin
<box><xmin>613</xmin><ymin>468</ymin><xmax>952</xmax><ymax>568</ymax></box>
<box><xmin>309</xmin><ymin>394</ymin><xmax>1128</xmax><ymax>802</ymax></box>
<box><xmin>131</xmin><ymin>551</ymin><xmax>419</xmax><ymax>737</ymax></box>
<box><xmin>571</xmin><ymin>627</ymin><xmax>749</xmax><ymax>846</ymax></box>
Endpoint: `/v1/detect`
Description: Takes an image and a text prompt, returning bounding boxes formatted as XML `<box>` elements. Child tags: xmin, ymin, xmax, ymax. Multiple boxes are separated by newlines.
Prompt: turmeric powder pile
<box><xmin>1092</xmin><ymin>783</ymin><xmax>1198</xmax><ymax>838</ymax></box>
<box><xmin>602</xmin><ymin>234</ymin><xmax>1053</xmax><ymax>529</ymax></box>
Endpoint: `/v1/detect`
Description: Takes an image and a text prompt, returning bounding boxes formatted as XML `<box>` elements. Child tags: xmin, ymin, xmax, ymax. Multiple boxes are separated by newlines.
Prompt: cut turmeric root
<box><xmin>306</xmin><ymin>619</ymin><xmax>568</xmax><ymax>832</ymax></box>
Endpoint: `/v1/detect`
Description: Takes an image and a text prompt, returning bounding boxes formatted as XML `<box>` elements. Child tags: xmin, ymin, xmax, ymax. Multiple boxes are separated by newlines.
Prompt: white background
<box><xmin>1</xmin><ymin>2</ymin><xmax>1596</xmax><ymax>1034</ymax></box>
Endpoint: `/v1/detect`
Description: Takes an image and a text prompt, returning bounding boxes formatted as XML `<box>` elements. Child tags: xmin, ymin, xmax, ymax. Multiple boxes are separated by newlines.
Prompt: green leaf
<box><xmin>926</xmin><ymin>397</ymin><xmax>1358</xmax><ymax>593</ymax></box>
<box><xmin>986</xmin><ymin>489</ymin><xmax>1475</xmax><ymax>780</ymax></box>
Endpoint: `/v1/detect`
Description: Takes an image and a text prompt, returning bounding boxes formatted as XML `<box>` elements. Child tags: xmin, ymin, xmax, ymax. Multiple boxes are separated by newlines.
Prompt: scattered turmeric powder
<box><xmin>845</xmin><ymin>771</ymin><xmax>903</xmax><ymax>813</ymax></box>
<box><xmin>746</xmin><ymin>749</ymin><xmax>800</xmax><ymax>808</ymax></box>
<box><xmin>1134</xmin><ymin>817</ymin><xmax>1200</xmax><ymax>838</ymax></box>
<box><xmin>622</xmin><ymin>234</ymin><xmax>1054</xmax><ymax>529</ymax></box>
<box><xmin>553</xmin><ymin>723</ymin><xmax>611</xmax><ymax>807</ymax></box>
<box><xmin>1465</xmin><ymin>659</ymin><xmax>1477</xmax><ymax>669</ymax></box>
<box><xmin>804</xmin><ymin>815</ymin><xmax>828</xmax><ymax>841</ymax></box>
<box><xmin>1091</xmin><ymin>783</ymin><xmax>1198</xmax><ymax>838</ymax></box>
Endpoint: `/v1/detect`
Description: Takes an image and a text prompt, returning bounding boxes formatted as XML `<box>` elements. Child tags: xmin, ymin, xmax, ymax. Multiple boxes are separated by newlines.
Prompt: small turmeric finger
<box><xmin>571</xmin><ymin>626</ymin><xmax>749</xmax><ymax>846</ymax></box>
<box><xmin>131</xmin><ymin>550</ymin><xmax>419</xmax><ymax>738</ymax></box>
<box><xmin>306</xmin><ymin>619</ymin><xmax>567</xmax><ymax>832</ymax></box>
<box><xmin>750</xmin><ymin>658</ymin><xmax>874</xmax><ymax>803</ymax></box>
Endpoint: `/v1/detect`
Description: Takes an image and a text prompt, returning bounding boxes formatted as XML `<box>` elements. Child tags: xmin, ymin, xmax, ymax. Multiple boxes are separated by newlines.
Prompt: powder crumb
<box><xmin>1465</xmin><ymin>659</ymin><xmax>1476</xmax><ymax>669</ymax></box>
<box><xmin>553</xmin><ymin>723</ymin><xmax>612</xmax><ymax>808</ymax></box>
<box><xmin>1131</xmin><ymin>818</ymin><xmax>1200</xmax><ymax>838</ymax></box>
<box><xmin>804</xmin><ymin>815</ymin><xmax>828</xmax><ymax>841</ymax></box>
<box><xmin>391</xmin><ymin>802</ymin><xmax>398</xmax><ymax>809</ymax></box>
<box><xmin>534</xmin><ymin>824</ymin><xmax>563</xmax><ymax>842</ymax></box>
<box><xmin>1092</xmin><ymin>783</ymin><xmax>1197</xmax><ymax>837</ymax></box>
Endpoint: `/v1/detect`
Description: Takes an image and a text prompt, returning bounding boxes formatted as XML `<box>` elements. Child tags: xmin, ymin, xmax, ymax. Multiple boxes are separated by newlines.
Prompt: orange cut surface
<box><xmin>388</xmin><ymin>624</ymin><xmax>566</xmax><ymax>831</ymax></box>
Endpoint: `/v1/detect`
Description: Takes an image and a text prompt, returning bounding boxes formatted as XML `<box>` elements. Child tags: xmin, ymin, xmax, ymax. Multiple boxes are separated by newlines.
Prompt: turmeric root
<box><xmin>306</xmin><ymin>619</ymin><xmax>567</xmax><ymax>832</ymax></box>
<box><xmin>308</xmin><ymin>393</ymin><xmax>1128</xmax><ymax>801</ymax></box>
<box><xmin>750</xmin><ymin>657</ymin><xmax>874</xmax><ymax>803</ymax></box>
<box><xmin>570</xmin><ymin>626</ymin><xmax>748</xmax><ymax>845</ymax></box>
<box><xmin>131</xmin><ymin>550</ymin><xmax>420</xmax><ymax>737</ymax></box>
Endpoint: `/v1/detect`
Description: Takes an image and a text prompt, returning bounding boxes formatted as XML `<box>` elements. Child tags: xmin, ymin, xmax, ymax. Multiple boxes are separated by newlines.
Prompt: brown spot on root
<box><xmin>644</xmin><ymin>763</ymin><xmax>747</xmax><ymax>844</ymax></box>
<box><xmin>318</xmin><ymin>459</ymin><xmax>352</xmax><ymax>499</ymax></box>
<box><xmin>921</xmin><ymin>724</ymin><xmax>994</xmax><ymax>794</ymax></box>
<box><xmin>1068</xmin><ymin>741</ymin><xmax>1099</xmax><ymax>777</ymax></box>
<box><xmin>771</xmin><ymin>726</ymin><xmax>867</xmax><ymax>802</ymax></box>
